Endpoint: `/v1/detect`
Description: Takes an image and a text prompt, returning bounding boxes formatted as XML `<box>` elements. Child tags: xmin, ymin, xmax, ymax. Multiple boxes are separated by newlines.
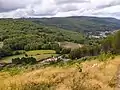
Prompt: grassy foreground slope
<box><xmin>0</xmin><ymin>56</ymin><xmax>120</xmax><ymax>90</ymax></box>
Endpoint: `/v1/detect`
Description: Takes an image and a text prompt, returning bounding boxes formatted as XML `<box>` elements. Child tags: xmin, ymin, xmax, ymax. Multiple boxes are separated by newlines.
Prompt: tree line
<box><xmin>69</xmin><ymin>30</ymin><xmax>120</xmax><ymax>59</ymax></box>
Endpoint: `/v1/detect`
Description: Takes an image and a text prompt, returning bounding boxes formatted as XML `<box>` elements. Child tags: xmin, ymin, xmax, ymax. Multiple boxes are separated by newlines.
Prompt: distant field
<box><xmin>0</xmin><ymin>42</ymin><xmax>3</xmax><ymax>48</ymax></box>
<box><xmin>0</xmin><ymin>50</ymin><xmax>57</xmax><ymax>63</ymax></box>
<box><xmin>26</xmin><ymin>50</ymin><xmax>56</xmax><ymax>56</ymax></box>
<box><xmin>0</xmin><ymin>54</ymin><xmax>25</xmax><ymax>63</ymax></box>
<box><xmin>60</xmin><ymin>42</ymin><xmax>83</xmax><ymax>49</ymax></box>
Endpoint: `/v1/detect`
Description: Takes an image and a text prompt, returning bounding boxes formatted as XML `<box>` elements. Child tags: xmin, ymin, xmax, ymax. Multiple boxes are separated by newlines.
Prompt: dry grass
<box><xmin>60</xmin><ymin>42</ymin><xmax>83</xmax><ymax>49</ymax></box>
<box><xmin>0</xmin><ymin>56</ymin><xmax>120</xmax><ymax>90</ymax></box>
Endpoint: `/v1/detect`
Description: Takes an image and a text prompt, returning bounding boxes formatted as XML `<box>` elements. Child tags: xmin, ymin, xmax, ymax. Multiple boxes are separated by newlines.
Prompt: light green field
<box><xmin>1</xmin><ymin>54</ymin><xmax>25</xmax><ymax>63</ymax></box>
<box><xmin>0</xmin><ymin>50</ymin><xmax>57</xmax><ymax>63</ymax></box>
<box><xmin>26</xmin><ymin>50</ymin><xmax>56</xmax><ymax>56</ymax></box>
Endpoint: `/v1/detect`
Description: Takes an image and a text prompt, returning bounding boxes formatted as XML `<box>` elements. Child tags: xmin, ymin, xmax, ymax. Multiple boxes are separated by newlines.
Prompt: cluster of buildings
<box><xmin>88</xmin><ymin>31</ymin><xmax>113</xmax><ymax>39</ymax></box>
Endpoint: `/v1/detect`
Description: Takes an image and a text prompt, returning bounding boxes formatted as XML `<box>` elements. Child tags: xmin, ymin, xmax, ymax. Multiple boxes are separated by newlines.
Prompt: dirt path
<box><xmin>115</xmin><ymin>65</ymin><xmax>120</xmax><ymax>90</ymax></box>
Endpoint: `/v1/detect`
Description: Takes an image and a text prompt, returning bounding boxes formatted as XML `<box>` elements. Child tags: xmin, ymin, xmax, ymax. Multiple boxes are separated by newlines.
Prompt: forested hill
<box><xmin>28</xmin><ymin>16</ymin><xmax>120</xmax><ymax>33</ymax></box>
<box><xmin>0</xmin><ymin>19</ymin><xmax>84</xmax><ymax>52</ymax></box>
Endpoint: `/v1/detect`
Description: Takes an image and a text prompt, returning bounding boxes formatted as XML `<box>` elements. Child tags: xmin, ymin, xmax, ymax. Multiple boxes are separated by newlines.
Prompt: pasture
<box><xmin>0</xmin><ymin>50</ymin><xmax>57</xmax><ymax>63</ymax></box>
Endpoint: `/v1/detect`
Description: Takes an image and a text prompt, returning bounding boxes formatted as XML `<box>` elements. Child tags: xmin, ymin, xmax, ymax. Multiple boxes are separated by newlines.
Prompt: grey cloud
<box><xmin>106</xmin><ymin>12</ymin><xmax>120</xmax><ymax>17</ymax></box>
<box><xmin>0</xmin><ymin>0</ymin><xmax>120</xmax><ymax>19</ymax></box>
<box><xmin>55</xmin><ymin>0</ymin><xmax>89</xmax><ymax>4</ymax></box>
<box><xmin>0</xmin><ymin>0</ymin><xmax>35</xmax><ymax>12</ymax></box>
<box><xmin>0</xmin><ymin>7</ymin><xmax>13</xmax><ymax>12</ymax></box>
<box><xmin>20</xmin><ymin>1</ymin><xmax>57</xmax><ymax>17</ymax></box>
<box><xmin>113</xmin><ymin>12</ymin><xmax>120</xmax><ymax>16</ymax></box>
<box><xmin>0</xmin><ymin>0</ymin><xmax>23</xmax><ymax>12</ymax></box>
<box><xmin>96</xmin><ymin>0</ymin><xmax>120</xmax><ymax>9</ymax></box>
<box><xmin>27</xmin><ymin>8</ymin><xmax>57</xmax><ymax>16</ymax></box>
<box><xmin>58</xmin><ymin>4</ymin><xmax>78</xmax><ymax>12</ymax></box>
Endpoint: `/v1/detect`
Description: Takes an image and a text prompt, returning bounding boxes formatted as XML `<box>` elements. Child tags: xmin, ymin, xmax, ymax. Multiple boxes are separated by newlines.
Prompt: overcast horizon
<box><xmin>0</xmin><ymin>0</ymin><xmax>120</xmax><ymax>19</ymax></box>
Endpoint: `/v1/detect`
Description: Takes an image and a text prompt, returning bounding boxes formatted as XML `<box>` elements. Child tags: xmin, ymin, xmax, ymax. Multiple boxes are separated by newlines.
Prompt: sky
<box><xmin>0</xmin><ymin>0</ymin><xmax>120</xmax><ymax>19</ymax></box>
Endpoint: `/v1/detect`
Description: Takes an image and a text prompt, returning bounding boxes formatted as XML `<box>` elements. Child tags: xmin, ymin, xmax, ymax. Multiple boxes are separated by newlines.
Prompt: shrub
<box><xmin>61</xmin><ymin>48</ymin><xmax>71</xmax><ymax>54</ymax></box>
<box><xmin>13</xmin><ymin>51</ymin><xmax>21</xmax><ymax>55</ymax></box>
<box><xmin>98</xmin><ymin>52</ymin><xmax>114</xmax><ymax>61</ymax></box>
<box><xmin>25</xmin><ymin>53</ymin><xmax>28</xmax><ymax>57</ymax></box>
<box><xmin>12</xmin><ymin>57</ymin><xmax>37</xmax><ymax>65</ymax></box>
<box><xmin>12</xmin><ymin>58</ymin><xmax>21</xmax><ymax>64</ymax></box>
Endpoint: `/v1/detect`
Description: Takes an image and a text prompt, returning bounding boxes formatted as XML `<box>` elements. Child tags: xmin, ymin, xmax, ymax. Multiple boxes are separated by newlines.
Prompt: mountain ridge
<box><xmin>26</xmin><ymin>16</ymin><xmax>120</xmax><ymax>33</ymax></box>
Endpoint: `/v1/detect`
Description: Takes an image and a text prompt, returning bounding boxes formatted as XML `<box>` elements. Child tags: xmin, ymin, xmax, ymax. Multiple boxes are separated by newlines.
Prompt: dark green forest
<box><xmin>0</xmin><ymin>19</ymin><xmax>84</xmax><ymax>58</ymax></box>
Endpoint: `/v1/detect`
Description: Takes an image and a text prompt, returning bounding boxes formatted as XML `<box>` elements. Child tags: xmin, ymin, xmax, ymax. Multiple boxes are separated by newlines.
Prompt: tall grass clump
<box><xmin>98</xmin><ymin>52</ymin><xmax>115</xmax><ymax>61</ymax></box>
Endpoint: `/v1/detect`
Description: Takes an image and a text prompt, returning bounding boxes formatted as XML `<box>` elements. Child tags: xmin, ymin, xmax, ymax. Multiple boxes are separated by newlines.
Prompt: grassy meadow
<box><xmin>0</xmin><ymin>55</ymin><xmax>120</xmax><ymax>90</ymax></box>
<box><xmin>0</xmin><ymin>50</ymin><xmax>57</xmax><ymax>63</ymax></box>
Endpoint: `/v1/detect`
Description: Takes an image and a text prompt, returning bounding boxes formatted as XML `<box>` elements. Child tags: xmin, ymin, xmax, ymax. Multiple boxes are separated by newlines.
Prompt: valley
<box><xmin>0</xmin><ymin>17</ymin><xmax>120</xmax><ymax>90</ymax></box>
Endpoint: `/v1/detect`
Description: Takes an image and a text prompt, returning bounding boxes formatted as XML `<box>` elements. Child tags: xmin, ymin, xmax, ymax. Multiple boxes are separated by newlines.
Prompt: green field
<box><xmin>0</xmin><ymin>50</ymin><xmax>57</xmax><ymax>63</ymax></box>
<box><xmin>26</xmin><ymin>50</ymin><xmax>56</xmax><ymax>55</ymax></box>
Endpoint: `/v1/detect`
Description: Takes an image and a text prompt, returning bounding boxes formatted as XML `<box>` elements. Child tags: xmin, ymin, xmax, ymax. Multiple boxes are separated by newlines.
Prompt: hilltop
<box><xmin>28</xmin><ymin>16</ymin><xmax>120</xmax><ymax>34</ymax></box>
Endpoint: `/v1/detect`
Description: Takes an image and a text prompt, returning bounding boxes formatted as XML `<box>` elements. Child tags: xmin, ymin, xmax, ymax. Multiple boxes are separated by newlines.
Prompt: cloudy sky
<box><xmin>0</xmin><ymin>0</ymin><xmax>120</xmax><ymax>19</ymax></box>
